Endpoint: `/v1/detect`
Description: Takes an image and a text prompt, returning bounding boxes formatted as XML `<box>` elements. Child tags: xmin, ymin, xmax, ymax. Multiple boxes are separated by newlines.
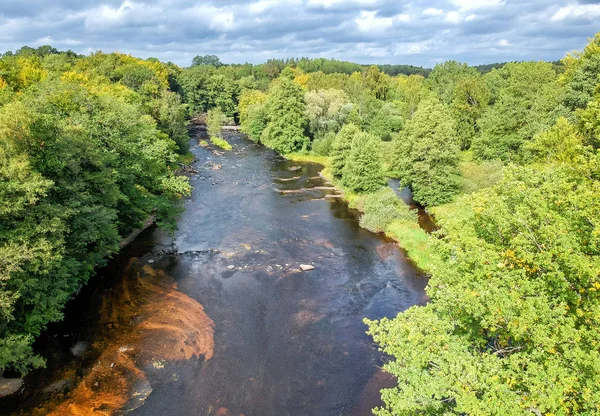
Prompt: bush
<box><xmin>312</xmin><ymin>131</ymin><xmax>336</xmax><ymax>156</ymax></box>
<box><xmin>359</xmin><ymin>188</ymin><xmax>417</xmax><ymax>233</ymax></box>
<box><xmin>210</xmin><ymin>136</ymin><xmax>232</xmax><ymax>150</ymax></box>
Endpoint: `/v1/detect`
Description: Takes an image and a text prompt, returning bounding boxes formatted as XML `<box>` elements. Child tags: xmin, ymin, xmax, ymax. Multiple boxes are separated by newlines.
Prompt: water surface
<box><xmin>3</xmin><ymin>133</ymin><xmax>428</xmax><ymax>416</ymax></box>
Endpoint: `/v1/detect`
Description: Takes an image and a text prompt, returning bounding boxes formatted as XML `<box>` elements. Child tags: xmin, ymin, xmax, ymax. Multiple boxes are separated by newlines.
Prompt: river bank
<box><xmin>1</xmin><ymin>131</ymin><xmax>428</xmax><ymax>415</ymax></box>
<box><xmin>284</xmin><ymin>152</ymin><xmax>442</xmax><ymax>274</ymax></box>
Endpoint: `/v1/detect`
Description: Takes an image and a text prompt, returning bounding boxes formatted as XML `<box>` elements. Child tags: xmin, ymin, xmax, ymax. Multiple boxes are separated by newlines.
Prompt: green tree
<box><xmin>0</xmin><ymin>55</ymin><xmax>190</xmax><ymax>375</ymax></box>
<box><xmin>390</xmin><ymin>96</ymin><xmax>461</xmax><ymax>206</ymax></box>
<box><xmin>366</xmin><ymin>162</ymin><xmax>600</xmax><ymax>415</ymax></box>
<box><xmin>364</xmin><ymin>65</ymin><xmax>392</xmax><ymax>100</ymax></box>
<box><xmin>367</xmin><ymin>102</ymin><xmax>403</xmax><ymax>141</ymax></box>
<box><xmin>562</xmin><ymin>33</ymin><xmax>600</xmax><ymax>110</ymax></box>
<box><xmin>525</xmin><ymin>117</ymin><xmax>589</xmax><ymax>164</ymax></box>
<box><xmin>191</xmin><ymin>54</ymin><xmax>223</xmax><ymax>68</ymax></box>
<box><xmin>207</xmin><ymin>107</ymin><xmax>224</xmax><ymax>139</ymax></box>
<box><xmin>473</xmin><ymin>62</ymin><xmax>566</xmax><ymax>162</ymax></box>
<box><xmin>260</xmin><ymin>78</ymin><xmax>309</xmax><ymax>153</ymax></box>
<box><xmin>427</xmin><ymin>60</ymin><xmax>478</xmax><ymax>104</ymax></box>
<box><xmin>450</xmin><ymin>73</ymin><xmax>490</xmax><ymax>150</ymax></box>
<box><xmin>331</xmin><ymin>123</ymin><xmax>360</xmax><ymax>178</ymax></box>
<box><xmin>304</xmin><ymin>89</ymin><xmax>352</xmax><ymax>140</ymax></box>
<box><xmin>341</xmin><ymin>132</ymin><xmax>385</xmax><ymax>193</ymax></box>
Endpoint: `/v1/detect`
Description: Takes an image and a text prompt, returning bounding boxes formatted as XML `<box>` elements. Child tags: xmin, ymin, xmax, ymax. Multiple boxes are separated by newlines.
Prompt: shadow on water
<box><xmin>2</xmin><ymin>133</ymin><xmax>428</xmax><ymax>416</ymax></box>
<box><xmin>389</xmin><ymin>179</ymin><xmax>438</xmax><ymax>233</ymax></box>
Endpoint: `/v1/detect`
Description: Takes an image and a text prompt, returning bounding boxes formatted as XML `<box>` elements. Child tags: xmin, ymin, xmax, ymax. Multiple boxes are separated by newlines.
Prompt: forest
<box><xmin>1</xmin><ymin>30</ymin><xmax>600</xmax><ymax>415</ymax></box>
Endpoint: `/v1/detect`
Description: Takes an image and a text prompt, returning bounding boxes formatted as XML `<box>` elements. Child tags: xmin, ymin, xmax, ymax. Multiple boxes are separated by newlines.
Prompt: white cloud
<box><xmin>446</xmin><ymin>11</ymin><xmax>461</xmax><ymax>24</ymax></box>
<box><xmin>187</xmin><ymin>5</ymin><xmax>235</xmax><ymax>31</ymax></box>
<box><xmin>423</xmin><ymin>8</ymin><xmax>444</xmax><ymax>16</ymax></box>
<box><xmin>498</xmin><ymin>39</ymin><xmax>510</xmax><ymax>47</ymax></box>
<box><xmin>394</xmin><ymin>13</ymin><xmax>411</xmax><ymax>22</ymax></box>
<box><xmin>355</xmin><ymin>10</ymin><xmax>393</xmax><ymax>32</ymax></box>
<box><xmin>550</xmin><ymin>4</ymin><xmax>600</xmax><ymax>22</ymax></box>
<box><xmin>451</xmin><ymin>0</ymin><xmax>505</xmax><ymax>12</ymax></box>
<box><xmin>465</xmin><ymin>14</ymin><xmax>477</xmax><ymax>21</ymax></box>
<box><xmin>394</xmin><ymin>40</ymin><xmax>431</xmax><ymax>55</ymax></box>
<box><xmin>308</xmin><ymin>0</ymin><xmax>377</xmax><ymax>7</ymax></box>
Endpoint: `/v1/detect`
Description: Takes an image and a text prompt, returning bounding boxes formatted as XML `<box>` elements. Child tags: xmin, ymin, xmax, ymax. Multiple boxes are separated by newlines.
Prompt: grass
<box><xmin>285</xmin><ymin>152</ymin><xmax>331</xmax><ymax>166</ymax></box>
<box><xmin>210</xmin><ymin>136</ymin><xmax>233</xmax><ymax>151</ymax></box>
<box><xmin>385</xmin><ymin>220</ymin><xmax>440</xmax><ymax>272</ymax></box>
<box><xmin>430</xmin><ymin>194</ymin><xmax>474</xmax><ymax>227</ymax></box>
<box><xmin>199</xmin><ymin>140</ymin><xmax>209</xmax><ymax>147</ymax></box>
<box><xmin>177</xmin><ymin>152</ymin><xmax>195</xmax><ymax>165</ymax></box>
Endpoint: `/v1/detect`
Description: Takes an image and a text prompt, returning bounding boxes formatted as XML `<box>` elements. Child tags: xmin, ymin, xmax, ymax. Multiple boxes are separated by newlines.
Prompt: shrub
<box><xmin>359</xmin><ymin>188</ymin><xmax>417</xmax><ymax>233</ymax></box>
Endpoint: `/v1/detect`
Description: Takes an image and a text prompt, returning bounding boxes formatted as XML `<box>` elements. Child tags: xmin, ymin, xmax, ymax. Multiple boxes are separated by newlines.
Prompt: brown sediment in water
<box><xmin>39</xmin><ymin>259</ymin><xmax>214</xmax><ymax>416</ymax></box>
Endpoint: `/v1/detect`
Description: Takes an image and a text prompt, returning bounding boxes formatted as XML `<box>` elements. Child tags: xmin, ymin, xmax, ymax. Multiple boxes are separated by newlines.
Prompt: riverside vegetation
<box><xmin>235</xmin><ymin>34</ymin><xmax>600</xmax><ymax>415</ymax></box>
<box><xmin>1</xmin><ymin>33</ymin><xmax>600</xmax><ymax>415</ymax></box>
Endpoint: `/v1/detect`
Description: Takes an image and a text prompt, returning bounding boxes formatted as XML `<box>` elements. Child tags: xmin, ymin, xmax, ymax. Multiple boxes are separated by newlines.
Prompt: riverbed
<box><xmin>2</xmin><ymin>133</ymin><xmax>428</xmax><ymax>416</ymax></box>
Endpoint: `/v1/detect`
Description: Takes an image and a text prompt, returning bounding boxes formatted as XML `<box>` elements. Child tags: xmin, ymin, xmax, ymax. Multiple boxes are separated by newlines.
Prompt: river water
<box><xmin>2</xmin><ymin>133</ymin><xmax>427</xmax><ymax>416</ymax></box>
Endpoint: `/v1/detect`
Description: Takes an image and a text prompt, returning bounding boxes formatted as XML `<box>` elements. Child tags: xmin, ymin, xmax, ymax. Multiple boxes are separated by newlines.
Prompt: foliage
<box><xmin>526</xmin><ymin>116</ymin><xmax>589</xmax><ymax>163</ymax></box>
<box><xmin>210</xmin><ymin>136</ymin><xmax>233</xmax><ymax>151</ymax></box>
<box><xmin>358</xmin><ymin>188</ymin><xmax>416</xmax><ymax>233</ymax></box>
<box><xmin>177</xmin><ymin>65</ymin><xmax>238</xmax><ymax>116</ymax></box>
<box><xmin>578</xmin><ymin>93</ymin><xmax>600</xmax><ymax>149</ymax></box>
<box><xmin>364</xmin><ymin>65</ymin><xmax>392</xmax><ymax>100</ymax></box>
<box><xmin>191</xmin><ymin>54</ymin><xmax>223</xmax><ymax>68</ymax></box>
<box><xmin>260</xmin><ymin>78</ymin><xmax>309</xmax><ymax>153</ymax></box>
<box><xmin>367</xmin><ymin>162</ymin><xmax>600</xmax><ymax>415</ymax></box>
<box><xmin>207</xmin><ymin>107</ymin><xmax>225</xmax><ymax>139</ymax></box>
<box><xmin>390</xmin><ymin>96</ymin><xmax>462</xmax><ymax>206</ymax></box>
<box><xmin>367</xmin><ymin>102</ymin><xmax>403</xmax><ymax>141</ymax></box>
<box><xmin>312</xmin><ymin>131</ymin><xmax>336</xmax><ymax>156</ymax></box>
<box><xmin>331</xmin><ymin>123</ymin><xmax>361</xmax><ymax>178</ymax></box>
<box><xmin>394</xmin><ymin>75</ymin><xmax>429</xmax><ymax>120</ymax></box>
<box><xmin>238</xmin><ymin>89</ymin><xmax>268</xmax><ymax>142</ymax></box>
<box><xmin>473</xmin><ymin>62</ymin><xmax>566</xmax><ymax>162</ymax></box>
<box><xmin>562</xmin><ymin>33</ymin><xmax>600</xmax><ymax>110</ymax></box>
<box><xmin>0</xmin><ymin>51</ymin><xmax>190</xmax><ymax>375</ymax></box>
<box><xmin>304</xmin><ymin>89</ymin><xmax>352</xmax><ymax>140</ymax></box>
<box><xmin>427</xmin><ymin>60</ymin><xmax>479</xmax><ymax>104</ymax></box>
<box><xmin>450</xmin><ymin>73</ymin><xmax>490</xmax><ymax>149</ymax></box>
<box><xmin>341</xmin><ymin>132</ymin><xmax>386</xmax><ymax>193</ymax></box>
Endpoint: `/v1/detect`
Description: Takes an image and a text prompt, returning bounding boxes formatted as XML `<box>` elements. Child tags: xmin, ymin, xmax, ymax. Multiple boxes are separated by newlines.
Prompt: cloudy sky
<box><xmin>0</xmin><ymin>0</ymin><xmax>598</xmax><ymax>67</ymax></box>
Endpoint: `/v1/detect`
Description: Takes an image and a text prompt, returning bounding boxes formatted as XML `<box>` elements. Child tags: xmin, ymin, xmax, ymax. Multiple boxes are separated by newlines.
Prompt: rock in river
<box><xmin>0</xmin><ymin>377</ymin><xmax>22</xmax><ymax>398</ymax></box>
<box><xmin>300</xmin><ymin>264</ymin><xmax>315</xmax><ymax>271</ymax></box>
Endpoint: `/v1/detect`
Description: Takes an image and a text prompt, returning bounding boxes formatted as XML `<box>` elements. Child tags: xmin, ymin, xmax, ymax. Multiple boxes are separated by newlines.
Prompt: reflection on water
<box><xmin>3</xmin><ymin>133</ymin><xmax>427</xmax><ymax>416</ymax></box>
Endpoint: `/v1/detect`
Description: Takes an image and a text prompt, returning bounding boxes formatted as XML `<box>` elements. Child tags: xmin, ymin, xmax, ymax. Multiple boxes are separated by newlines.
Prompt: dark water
<box><xmin>390</xmin><ymin>180</ymin><xmax>438</xmax><ymax>233</ymax></box>
<box><xmin>3</xmin><ymin>133</ymin><xmax>427</xmax><ymax>416</ymax></box>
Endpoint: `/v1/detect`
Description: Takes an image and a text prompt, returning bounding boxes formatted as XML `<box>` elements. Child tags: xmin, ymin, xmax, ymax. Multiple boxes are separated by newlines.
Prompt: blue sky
<box><xmin>0</xmin><ymin>0</ymin><xmax>598</xmax><ymax>67</ymax></box>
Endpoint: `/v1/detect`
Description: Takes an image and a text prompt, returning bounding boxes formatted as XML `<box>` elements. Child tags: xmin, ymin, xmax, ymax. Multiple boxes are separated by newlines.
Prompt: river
<box><xmin>1</xmin><ymin>132</ymin><xmax>428</xmax><ymax>416</ymax></box>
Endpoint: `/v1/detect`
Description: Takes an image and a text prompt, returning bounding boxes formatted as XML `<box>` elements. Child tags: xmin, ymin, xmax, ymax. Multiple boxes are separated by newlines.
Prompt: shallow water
<box><xmin>3</xmin><ymin>133</ymin><xmax>428</xmax><ymax>416</ymax></box>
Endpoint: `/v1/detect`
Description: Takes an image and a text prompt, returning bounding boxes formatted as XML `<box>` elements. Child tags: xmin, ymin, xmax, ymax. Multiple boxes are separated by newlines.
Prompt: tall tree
<box><xmin>367</xmin><ymin>161</ymin><xmax>600</xmax><ymax>415</ymax></box>
<box><xmin>390</xmin><ymin>97</ymin><xmax>461</xmax><ymax>206</ymax></box>
<box><xmin>260</xmin><ymin>78</ymin><xmax>309</xmax><ymax>153</ymax></box>
<box><xmin>473</xmin><ymin>62</ymin><xmax>566</xmax><ymax>162</ymax></box>
<box><xmin>191</xmin><ymin>54</ymin><xmax>223</xmax><ymax>68</ymax></box>
<box><xmin>341</xmin><ymin>132</ymin><xmax>386</xmax><ymax>193</ymax></box>
<box><xmin>330</xmin><ymin>123</ymin><xmax>360</xmax><ymax>178</ymax></box>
